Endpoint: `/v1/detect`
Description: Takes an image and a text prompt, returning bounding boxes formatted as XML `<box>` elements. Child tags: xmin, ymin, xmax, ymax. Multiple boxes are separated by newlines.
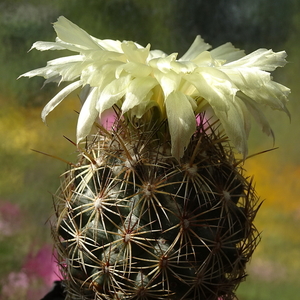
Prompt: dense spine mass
<box><xmin>53</xmin><ymin>115</ymin><xmax>260</xmax><ymax>300</ymax></box>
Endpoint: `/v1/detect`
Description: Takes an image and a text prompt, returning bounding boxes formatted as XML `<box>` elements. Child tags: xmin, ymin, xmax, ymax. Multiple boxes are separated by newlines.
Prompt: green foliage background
<box><xmin>0</xmin><ymin>0</ymin><xmax>299</xmax><ymax>299</ymax></box>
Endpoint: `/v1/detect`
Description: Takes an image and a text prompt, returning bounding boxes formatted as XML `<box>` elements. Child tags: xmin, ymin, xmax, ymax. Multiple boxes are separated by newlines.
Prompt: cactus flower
<box><xmin>20</xmin><ymin>16</ymin><xmax>290</xmax><ymax>159</ymax></box>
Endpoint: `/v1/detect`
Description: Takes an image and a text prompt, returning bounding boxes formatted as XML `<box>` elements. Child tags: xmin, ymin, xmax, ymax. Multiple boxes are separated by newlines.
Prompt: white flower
<box><xmin>20</xmin><ymin>16</ymin><xmax>290</xmax><ymax>159</ymax></box>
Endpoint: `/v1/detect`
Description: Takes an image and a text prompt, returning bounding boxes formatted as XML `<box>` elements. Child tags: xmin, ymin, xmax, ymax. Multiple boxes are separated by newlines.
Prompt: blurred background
<box><xmin>0</xmin><ymin>0</ymin><xmax>299</xmax><ymax>299</ymax></box>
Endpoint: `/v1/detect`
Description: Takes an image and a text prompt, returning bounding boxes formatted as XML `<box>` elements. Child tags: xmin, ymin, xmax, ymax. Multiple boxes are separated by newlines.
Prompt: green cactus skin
<box><xmin>53</xmin><ymin>114</ymin><xmax>261</xmax><ymax>300</ymax></box>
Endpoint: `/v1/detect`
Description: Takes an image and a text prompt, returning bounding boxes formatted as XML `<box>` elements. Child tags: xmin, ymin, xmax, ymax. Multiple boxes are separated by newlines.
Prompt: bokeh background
<box><xmin>0</xmin><ymin>0</ymin><xmax>299</xmax><ymax>299</ymax></box>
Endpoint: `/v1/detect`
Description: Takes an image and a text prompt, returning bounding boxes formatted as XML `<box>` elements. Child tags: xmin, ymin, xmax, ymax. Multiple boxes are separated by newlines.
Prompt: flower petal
<box><xmin>19</xmin><ymin>55</ymin><xmax>84</xmax><ymax>82</ymax></box>
<box><xmin>54</xmin><ymin>16</ymin><xmax>100</xmax><ymax>50</ymax></box>
<box><xmin>165</xmin><ymin>91</ymin><xmax>196</xmax><ymax>159</ymax></box>
<box><xmin>153</xmin><ymin>69</ymin><xmax>181</xmax><ymax>98</ymax></box>
<box><xmin>48</xmin><ymin>55</ymin><xmax>84</xmax><ymax>82</ymax></box>
<box><xmin>219</xmin><ymin>67</ymin><xmax>290</xmax><ymax>116</ymax></box>
<box><xmin>121</xmin><ymin>77</ymin><xmax>158</xmax><ymax>113</ymax></box>
<box><xmin>81</xmin><ymin>61</ymin><xmax>123</xmax><ymax>88</ymax></box>
<box><xmin>94</xmin><ymin>39</ymin><xmax>123</xmax><ymax>52</ymax></box>
<box><xmin>148</xmin><ymin>49</ymin><xmax>168</xmax><ymax>61</ymax></box>
<box><xmin>238</xmin><ymin>93</ymin><xmax>274</xmax><ymax>138</ymax></box>
<box><xmin>129</xmin><ymin>98</ymin><xmax>158</xmax><ymax>119</ymax></box>
<box><xmin>186</xmin><ymin>67</ymin><xmax>238</xmax><ymax>112</ymax></box>
<box><xmin>149</xmin><ymin>53</ymin><xmax>178</xmax><ymax>73</ymax></box>
<box><xmin>115</xmin><ymin>62</ymin><xmax>152</xmax><ymax>78</ymax></box>
<box><xmin>77</xmin><ymin>87</ymin><xmax>100</xmax><ymax>142</ymax></box>
<box><xmin>210</xmin><ymin>42</ymin><xmax>245</xmax><ymax>62</ymax></box>
<box><xmin>213</xmin><ymin>98</ymin><xmax>248</xmax><ymax>157</ymax></box>
<box><xmin>121</xmin><ymin>41</ymin><xmax>150</xmax><ymax>63</ymax></box>
<box><xmin>225</xmin><ymin>49</ymin><xmax>288</xmax><ymax>71</ymax></box>
<box><xmin>180</xmin><ymin>35</ymin><xmax>211</xmax><ymax>61</ymax></box>
<box><xmin>29</xmin><ymin>40</ymin><xmax>67</xmax><ymax>51</ymax></box>
<box><xmin>41</xmin><ymin>80</ymin><xmax>82</xmax><ymax>122</ymax></box>
<box><xmin>96</xmin><ymin>75</ymin><xmax>132</xmax><ymax>115</ymax></box>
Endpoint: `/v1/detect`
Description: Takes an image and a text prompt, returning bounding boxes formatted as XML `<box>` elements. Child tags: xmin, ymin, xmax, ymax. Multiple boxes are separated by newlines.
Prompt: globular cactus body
<box><xmin>54</xmin><ymin>116</ymin><xmax>260</xmax><ymax>300</ymax></box>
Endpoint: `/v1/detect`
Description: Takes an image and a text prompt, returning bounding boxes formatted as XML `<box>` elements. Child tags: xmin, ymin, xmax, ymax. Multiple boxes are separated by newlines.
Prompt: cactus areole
<box><xmin>20</xmin><ymin>16</ymin><xmax>290</xmax><ymax>300</ymax></box>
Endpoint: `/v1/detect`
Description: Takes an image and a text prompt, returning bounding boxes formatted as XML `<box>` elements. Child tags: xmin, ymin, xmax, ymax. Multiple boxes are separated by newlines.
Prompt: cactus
<box><xmin>20</xmin><ymin>16</ymin><xmax>290</xmax><ymax>300</ymax></box>
<box><xmin>53</xmin><ymin>114</ymin><xmax>261</xmax><ymax>300</ymax></box>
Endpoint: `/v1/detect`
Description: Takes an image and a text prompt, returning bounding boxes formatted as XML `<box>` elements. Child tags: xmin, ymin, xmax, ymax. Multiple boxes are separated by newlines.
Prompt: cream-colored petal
<box><xmin>121</xmin><ymin>77</ymin><xmax>158</xmax><ymax>113</ymax></box>
<box><xmin>121</xmin><ymin>41</ymin><xmax>150</xmax><ymax>63</ymax></box>
<box><xmin>179</xmin><ymin>35</ymin><xmax>211</xmax><ymax>61</ymax></box>
<box><xmin>18</xmin><ymin>67</ymin><xmax>52</xmax><ymax>79</ymax></box>
<box><xmin>83</xmin><ymin>48</ymin><xmax>124</xmax><ymax>62</ymax></box>
<box><xmin>149</xmin><ymin>53</ymin><xmax>178</xmax><ymax>73</ymax></box>
<box><xmin>47</xmin><ymin>55</ymin><xmax>83</xmax><ymax>66</ymax></box>
<box><xmin>213</xmin><ymin>99</ymin><xmax>248</xmax><ymax>157</ymax></box>
<box><xmin>96</xmin><ymin>75</ymin><xmax>132</xmax><ymax>115</ymax></box>
<box><xmin>186</xmin><ymin>67</ymin><xmax>238</xmax><ymax>112</ymax></box>
<box><xmin>148</xmin><ymin>49</ymin><xmax>168</xmax><ymax>61</ymax></box>
<box><xmin>154</xmin><ymin>69</ymin><xmax>181</xmax><ymax>98</ymax></box>
<box><xmin>94</xmin><ymin>38</ymin><xmax>123</xmax><ymax>52</ymax></box>
<box><xmin>165</xmin><ymin>91</ymin><xmax>196</xmax><ymax>159</ymax></box>
<box><xmin>234</xmin><ymin>96</ymin><xmax>252</xmax><ymax>139</ymax></box>
<box><xmin>29</xmin><ymin>41</ymin><xmax>67</xmax><ymax>51</ymax></box>
<box><xmin>77</xmin><ymin>87</ymin><xmax>100</xmax><ymax>142</ymax></box>
<box><xmin>189</xmin><ymin>51</ymin><xmax>214</xmax><ymax>67</ymax></box>
<box><xmin>238</xmin><ymin>93</ymin><xmax>274</xmax><ymax>138</ymax></box>
<box><xmin>260</xmin><ymin>81</ymin><xmax>290</xmax><ymax>116</ymax></box>
<box><xmin>115</xmin><ymin>62</ymin><xmax>152</xmax><ymax>78</ymax></box>
<box><xmin>170</xmin><ymin>60</ymin><xmax>196</xmax><ymax>74</ymax></box>
<box><xmin>41</xmin><ymin>80</ymin><xmax>82</xmax><ymax>122</ymax></box>
<box><xmin>210</xmin><ymin>42</ymin><xmax>245</xmax><ymax>62</ymax></box>
<box><xmin>219</xmin><ymin>67</ymin><xmax>290</xmax><ymax>115</ymax></box>
<box><xmin>19</xmin><ymin>55</ymin><xmax>84</xmax><ymax>82</ymax></box>
<box><xmin>54</xmin><ymin>16</ymin><xmax>100</xmax><ymax>50</ymax></box>
<box><xmin>225</xmin><ymin>49</ymin><xmax>287</xmax><ymax>71</ymax></box>
<box><xmin>81</xmin><ymin>61</ymin><xmax>123</xmax><ymax>88</ymax></box>
<box><xmin>30</xmin><ymin>37</ymin><xmax>89</xmax><ymax>53</ymax></box>
<box><xmin>185</xmin><ymin>94</ymin><xmax>197</xmax><ymax>111</ymax></box>
<box><xmin>46</xmin><ymin>56</ymin><xmax>84</xmax><ymax>82</ymax></box>
<box><xmin>129</xmin><ymin>97</ymin><xmax>158</xmax><ymax>119</ymax></box>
